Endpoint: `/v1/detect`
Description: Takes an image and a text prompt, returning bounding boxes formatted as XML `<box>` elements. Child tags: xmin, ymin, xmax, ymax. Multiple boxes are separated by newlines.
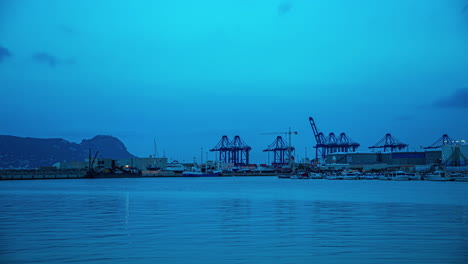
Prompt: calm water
<box><xmin>1</xmin><ymin>177</ymin><xmax>467</xmax><ymax>264</ymax></box>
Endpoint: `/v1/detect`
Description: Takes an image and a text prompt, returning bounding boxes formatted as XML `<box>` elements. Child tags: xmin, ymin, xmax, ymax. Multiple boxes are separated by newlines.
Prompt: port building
<box><xmin>323</xmin><ymin>145</ymin><xmax>467</xmax><ymax>171</ymax></box>
<box><xmin>56</xmin><ymin>156</ymin><xmax>168</xmax><ymax>171</ymax></box>
<box><xmin>324</xmin><ymin>150</ymin><xmax>441</xmax><ymax>170</ymax></box>
<box><xmin>117</xmin><ymin>156</ymin><xmax>168</xmax><ymax>170</ymax></box>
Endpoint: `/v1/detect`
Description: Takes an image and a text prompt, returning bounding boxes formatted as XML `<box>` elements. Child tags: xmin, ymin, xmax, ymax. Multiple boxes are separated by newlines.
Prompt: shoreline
<box><xmin>0</xmin><ymin>169</ymin><xmax>282</xmax><ymax>180</ymax></box>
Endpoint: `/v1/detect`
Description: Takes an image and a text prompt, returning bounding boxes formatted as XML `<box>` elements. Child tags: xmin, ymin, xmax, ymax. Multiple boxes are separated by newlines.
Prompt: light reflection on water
<box><xmin>0</xmin><ymin>177</ymin><xmax>467</xmax><ymax>263</ymax></box>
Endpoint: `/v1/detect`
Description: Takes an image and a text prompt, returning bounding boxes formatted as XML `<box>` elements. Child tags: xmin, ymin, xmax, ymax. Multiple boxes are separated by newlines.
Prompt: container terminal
<box><xmin>1</xmin><ymin>116</ymin><xmax>466</xmax><ymax>180</ymax></box>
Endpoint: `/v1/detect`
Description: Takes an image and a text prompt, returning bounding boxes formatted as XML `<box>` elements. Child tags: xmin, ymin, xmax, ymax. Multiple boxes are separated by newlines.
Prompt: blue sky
<box><xmin>0</xmin><ymin>0</ymin><xmax>467</xmax><ymax>163</ymax></box>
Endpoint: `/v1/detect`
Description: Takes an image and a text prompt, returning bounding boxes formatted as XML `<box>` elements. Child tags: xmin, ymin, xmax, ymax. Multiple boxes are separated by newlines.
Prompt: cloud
<box><xmin>32</xmin><ymin>52</ymin><xmax>58</xmax><ymax>67</ymax></box>
<box><xmin>0</xmin><ymin>46</ymin><xmax>12</xmax><ymax>62</ymax></box>
<box><xmin>433</xmin><ymin>88</ymin><xmax>468</xmax><ymax>109</ymax></box>
<box><xmin>278</xmin><ymin>2</ymin><xmax>293</xmax><ymax>16</ymax></box>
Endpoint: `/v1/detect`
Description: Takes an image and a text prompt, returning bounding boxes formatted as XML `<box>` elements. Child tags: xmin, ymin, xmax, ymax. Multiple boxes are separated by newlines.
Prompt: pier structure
<box><xmin>210</xmin><ymin>135</ymin><xmax>251</xmax><ymax>166</ymax></box>
<box><xmin>369</xmin><ymin>133</ymin><xmax>408</xmax><ymax>152</ymax></box>
<box><xmin>423</xmin><ymin>134</ymin><xmax>456</xmax><ymax>149</ymax></box>
<box><xmin>308</xmin><ymin>116</ymin><xmax>360</xmax><ymax>159</ymax></box>
<box><xmin>263</xmin><ymin>136</ymin><xmax>294</xmax><ymax>167</ymax></box>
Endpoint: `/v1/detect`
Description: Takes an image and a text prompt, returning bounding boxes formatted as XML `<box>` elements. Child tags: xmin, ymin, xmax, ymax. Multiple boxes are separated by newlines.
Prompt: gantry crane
<box><xmin>423</xmin><ymin>134</ymin><xmax>456</xmax><ymax>149</ymax></box>
<box><xmin>308</xmin><ymin>116</ymin><xmax>360</xmax><ymax>159</ymax></box>
<box><xmin>210</xmin><ymin>135</ymin><xmax>251</xmax><ymax>165</ymax></box>
<box><xmin>369</xmin><ymin>133</ymin><xmax>407</xmax><ymax>152</ymax></box>
<box><xmin>260</xmin><ymin>128</ymin><xmax>298</xmax><ymax>167</ymax></box>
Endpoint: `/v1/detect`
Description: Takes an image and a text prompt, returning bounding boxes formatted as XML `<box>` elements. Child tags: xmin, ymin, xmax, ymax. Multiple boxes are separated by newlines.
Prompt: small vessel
<box><xmin>308</xmin><ymin>172</ymin><xmax>323</xmax><ymax>179</ymax></box>
<box><xmin>277</xmin><ymin>174</ymin><xmax>291</xmax><ymax>179</ymax></box>
<box><xmin>290</xmin><ymin>172</ymin><xmax>310</xmax><ymax>179</ymax></box>
<box><xmin>326</xmin><ymin>173</ymin><xmax>342</xmax><ymax>180</ymax></box>
<box><xmin>377</xmin><ymin>174</ymin><xmax>390</xmax><ymax>180</ymax></box>
<box><xmin>182</xmin><ymin>164</ymin><xmax>222</xmax><ymax>177</ymax></box>
<box><xmin>182</xmin><ymin>171</ymin><xmax>221</xmax><ymax>177</ymax></box>
<box><xmin>360</xmin><ymin>173</ymin><xmax>377</xmax><ymax>180</ymax></box>
<box><xmin>146</xmin><ymin>165</ymin><xmax>160</xmax><ymax>171</ymax></box>
<box><xmin>162</xmin><ymin>161</ymin><xmax>186</xmax><ymax>173</ymax></box>
<box><xmin>423</xmin><ymin>170</ymin><xmax>450</xmax><ymax>181</ymax></box>
<box><xmin>453</xmin><ymin>177</ymin><xmax>468</xmax><ymax>182</ymax></box>
<box><xmin>389</xmin><ymin>171</ymin><xmax>419</xmax><ymax>181</ymax></box>
<box><xmin>450</xmin><ymin>173</ymin><xmax>468</xmax><ymax>182</ymax></box>
<box><xmin>403</xmin><ymin>172</ymin><xmax>420</xmax><ymax>180</ymax></box>
<box><xmin>341</xmin><ymin>171</ymin><xmax>360</xmax><ymax>180</ymax></box>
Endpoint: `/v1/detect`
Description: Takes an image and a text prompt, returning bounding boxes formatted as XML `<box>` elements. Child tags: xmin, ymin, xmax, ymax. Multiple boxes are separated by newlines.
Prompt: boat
<box><xmin>287</xmin><ymin>172</ymin><xmax>323</xmax><ymax>179</ymax></box>
<box><xmin>448</xmin><ymin>173</ymin><xmax>468</xmax><ymax>182</ymax></box>
<box><xmin>423</xmin><ymin>170</ymin><xmax>451</xmax><ymax>181</ymax></box>
<box><xmin>341</xmin><ymin>171</ymin><xmax>360</xmax><ymax>180</ymax></box>
<box><xmin>377</xmin><ymin>174</ymin><xmax>390</xmax><ymax>180</ymax></box>
<box><xmin>326</xmin><ymin>173</ymin><xmax>342</xmax><ymax>180</ymax></box>
<box><xmin>182</xmin><ymin>171</ymin><xmax>221</xmax><ymax>177</ymax></box>
<box><xmin>389</xmin><ymin>171</ymin><xmax>420</xmax><ymax>181</ymax></box>
<box><xmin>360</xmin><ymin>173</ymin><xmax>377</xmax><ymax>180</ymax></box>
<box><xmin>452</xmin><ymin>176</ymin><xmax>468</xmax><ymax>182</ymax></box>
<box><xmin>162</xmin><ymin>161</ymin><xmax>186</xmax><ymax>173</ymax></box>
<box><xmin>403</xmin><ymin>172</ymin><xmax>420</xmax><ymax>180</ymax></box>
<box><xmin>146</xmin><ymin>165</ymin><xmax>160</xmax><ymax>171</ymax></box>
<box><xmin>308</xmin><ymin>172</ymin><xmax>323</xmax><ymax>179</ymax></box>
<box><xmin>290</xmin><ymin>172</ymin><xmax>310</xmax><ymax>179</ymax></box>
<box><xmin>277</xmin><ymin>174</ymin><xmax>291</xmax><ymax>179</ymax></box>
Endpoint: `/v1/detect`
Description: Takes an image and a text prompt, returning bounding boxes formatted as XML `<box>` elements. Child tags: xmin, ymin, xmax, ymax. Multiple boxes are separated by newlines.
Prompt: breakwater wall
<box><xmin>0</xmin><ymin>169</ymin><xmax>281</xmax><ymax>180</ymax></box>
<box><xmin>0</xmin><ymin>169</ymin><xmax>88</xmax><ymax>180</ymax></box>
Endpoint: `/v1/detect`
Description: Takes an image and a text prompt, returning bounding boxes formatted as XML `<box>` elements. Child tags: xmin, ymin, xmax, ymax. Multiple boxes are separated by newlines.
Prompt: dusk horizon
<box><xmin>1</xmin><ymin>0</ymin><xmax>468</xmax><ymax>164</ymax></box>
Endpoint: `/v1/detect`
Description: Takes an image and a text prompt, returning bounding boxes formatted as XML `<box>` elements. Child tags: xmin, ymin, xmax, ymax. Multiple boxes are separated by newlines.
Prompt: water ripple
<box><xmin>1</xmin><ymin>177</ymin><xmax>468</xmax><ymax>263</ymax></box>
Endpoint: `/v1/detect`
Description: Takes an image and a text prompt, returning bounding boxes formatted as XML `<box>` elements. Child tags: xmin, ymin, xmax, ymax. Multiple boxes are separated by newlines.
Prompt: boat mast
<box><xmin>153</xmin><ymin>138</ymin><xmax>159</xmax><ymax>157</ymax></box>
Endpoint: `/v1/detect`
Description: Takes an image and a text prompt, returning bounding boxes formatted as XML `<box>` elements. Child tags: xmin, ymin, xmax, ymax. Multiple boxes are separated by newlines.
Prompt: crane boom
<box><xmin>308</xmin><ymin>117</ymin><xmax>322</xmax><ymax>144</ymax></box>
<box><xmin>308</xmin><ymin>116</ymin><xmax>326</xmax><ymax>159</ymax></box>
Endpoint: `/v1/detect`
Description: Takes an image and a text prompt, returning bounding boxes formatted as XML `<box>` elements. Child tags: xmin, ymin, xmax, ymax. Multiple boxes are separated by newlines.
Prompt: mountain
<box><xmin>0</xmin><ymin>135</ymin><xmax>135</xmax><ymax>169</ymax></box>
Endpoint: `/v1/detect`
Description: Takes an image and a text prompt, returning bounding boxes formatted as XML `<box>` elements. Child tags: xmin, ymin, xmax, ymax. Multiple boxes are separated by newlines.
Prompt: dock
<box><xmin>0</xmin><ymin>169</ymin><xmax>282</xmax><ymax>180</ymax></box>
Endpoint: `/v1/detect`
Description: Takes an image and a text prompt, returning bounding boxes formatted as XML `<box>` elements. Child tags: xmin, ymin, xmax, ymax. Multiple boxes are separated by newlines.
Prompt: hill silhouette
<box><xmin>0</xmin><ymin>135</ymin><xmax>135</xmax><ymax>169</ymax></box>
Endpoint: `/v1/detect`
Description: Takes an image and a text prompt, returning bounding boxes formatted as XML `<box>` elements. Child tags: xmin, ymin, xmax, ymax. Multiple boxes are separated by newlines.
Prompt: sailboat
<box><xmin>146</xmin><ymin>139</ymin><xmax>161</xmax><ymax>170</ymax></box>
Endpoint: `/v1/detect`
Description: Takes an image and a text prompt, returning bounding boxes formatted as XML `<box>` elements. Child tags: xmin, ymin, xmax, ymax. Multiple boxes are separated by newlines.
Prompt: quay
<box><xmin>0</xmin><ymin>169</ymin><xmax>88</xmax><ymax>180</ymax></box>
<box><xmin>0</xmin><ymin>169</ymin><xmax>282</xmax><ymax>180</ymax></box>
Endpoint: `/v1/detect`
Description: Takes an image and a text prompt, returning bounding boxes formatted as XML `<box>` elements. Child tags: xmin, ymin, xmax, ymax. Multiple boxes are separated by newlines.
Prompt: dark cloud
<box><xmin>32</xmin><ymin>52</ymin><xmax>58</xmax><ymax>67</ymax></box>
<box><xmin>278</xmin><ymin>2</ymin><xmax>293</xmax><ymax>16</ymax></box>
<box><xmin>0</xmin><ymin>46</ymin><xmax>12</xmax><ymax>62</ymax></box>
<box><xmin>433</xmin><ymin>88</ymin><xmax>468</xmax><ymax>109</ymax></box>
